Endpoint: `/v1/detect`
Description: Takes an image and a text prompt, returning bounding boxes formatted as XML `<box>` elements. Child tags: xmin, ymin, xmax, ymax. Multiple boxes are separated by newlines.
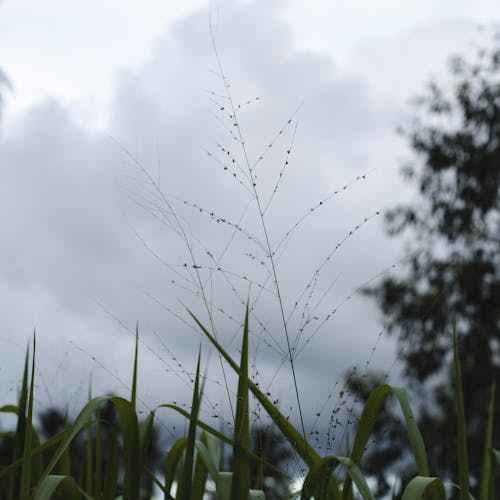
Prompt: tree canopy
<box><xmin>363</xmin><ymin>39</ymin><xmax>500</xmax><ymax>494</ymax></box>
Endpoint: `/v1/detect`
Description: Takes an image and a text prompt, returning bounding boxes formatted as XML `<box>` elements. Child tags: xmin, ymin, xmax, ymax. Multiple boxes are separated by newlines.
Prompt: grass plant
<box><xmin>0</xmin><ymin>317</ymin><xmax>498</xmax><ymax>498</ymax></box>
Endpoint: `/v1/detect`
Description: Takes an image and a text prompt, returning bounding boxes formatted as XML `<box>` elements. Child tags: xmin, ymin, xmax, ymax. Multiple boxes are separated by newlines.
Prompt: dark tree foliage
<box><xmin>363</xmin><ymin>38</ymin><xmax>500</xmax><ymax>493</ymax></box>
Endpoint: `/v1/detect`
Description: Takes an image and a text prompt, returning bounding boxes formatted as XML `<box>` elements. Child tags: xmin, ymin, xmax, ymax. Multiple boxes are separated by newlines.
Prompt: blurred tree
<box><xmin>362</xmin><ymin>38</ymin><xmax>500</xmax><ymax>494</ymax></box>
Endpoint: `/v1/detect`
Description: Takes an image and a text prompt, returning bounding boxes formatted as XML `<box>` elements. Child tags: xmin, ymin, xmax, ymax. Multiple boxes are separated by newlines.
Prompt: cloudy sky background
<box><xmin>1</xmin><ymin>0</ymin><xmax>499</xmax><ymax>451</ymax></box>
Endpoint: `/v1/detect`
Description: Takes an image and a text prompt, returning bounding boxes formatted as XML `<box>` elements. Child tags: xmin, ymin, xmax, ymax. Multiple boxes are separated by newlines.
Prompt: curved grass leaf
<box><xmin>302</xmin><ymin>456</ymin><xmax>374</xmax><ymax>500</ymax></box>
<box><xmin>195</xmin><ymin>440</ymin><xmax>218</xmax><ymax>482</ymax></box>
<box><xmin>33</xmin><ymin>475</ymin><xmax>80</xmax><ymax>500</ymax></box>
<box><xmin>349</xmin><ymin>384</ymin><xmax>429</xmax><ymax>476</ymax></box>
<box><xmin>401</xmin><ymin>476</ymin><xmax>445</xmax><ymax>500</ymax></box>
<box><xmin>164</xmin><ymin>437</ymin><xmax>187</xmax><ymax>495</ymax></box>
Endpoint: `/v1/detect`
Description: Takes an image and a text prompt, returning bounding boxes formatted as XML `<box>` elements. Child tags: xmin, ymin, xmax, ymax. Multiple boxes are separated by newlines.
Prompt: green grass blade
<box><xmin>139</xmin><ymin>411</ymin><xmax>155</xmax><ymax>473</ymax></box>
<box><xmin>453</xmin><ymin>323</ymin><xmax>470</xmax><ymax>499</ymax></box>
<box><xmin>217</xmin><ymin>471</ymin><xmax>233</xmax><ymax>500</ymax></box>
<box><xmin>177</xmin><ymin>348</ymin><xmax>203</xmax><ymax>500</ymax></box>
<box><xmin>191</xmin><ymin>444</ymin><xmax>209</xmax><ymax>500</ymax></box>
<box><xmin>161</xmin><ymin>405</ymin><xmax>233</xmax><ymax>446</ymax></box>
<box><xmin>391</xmin><ymin>386</ymin><xmax>429</xmax><ymax>476</ymax></box>
<box><xmin>132</xmin><ymin>321</ymin><xmax>139</xmax><ymax>410</ymax></box>
<box><xmin>349</xmin><ymin>384</ymin><xmax>428</xmax><ymax>475</ymax></box>
<box><xmin>145</xmin><ymin>466</ymin><xmax>174</xmax><ymax>499</ymax></box>
<box><xmin>343</xmin><ymin>384</ymin><xmax>428</xmax><ymax>499</ymax></box>
<box><xmin>302</xmin><ymin>456</ymin><xmax>374</xmax><ymax>500</ymax></box>
<box><xmin>103</xmin><ymin>428</ymin><xmax>119</xmax><ymax>500</ymax></box>
<box><xmin>33</xmin><ymin>475</ymin><xmax>80</xmax><ymax>500</ymax></box>
<box><xmin>401</xmin><ymin>476</ymin><xmax>445</xmax><ymax>500</ymax></box>
<box><xmin>230</xmin><ymin>303</ymin><xmax>250</xmax><ymax>500</ymax></box>
<box><xmin>85</xmin><ymin>414</ymin><xmax>93</xmax><ymax>496</ymax></box>
<box><xmin>479</xmin><ymin>382</ymin><xmax>495</xmax><ymax>500</ymax></box>
<box><xmin>20</xmin><ymin>335</ymin><xmax>36</xmax><ymax>500</ymax></box>
<box><xmin>9</xmin><ymin>347</ymin><xmax>30</xmax><ymax>499</ymax></box>
<box><xmin>164</xmin><ymin>437</ymin><xmax>187</xmax><ymax>496</ymax></box>
<box><xmin>0</xmin><ymin>429</ymin><xmax>70</xmax><ymax>481</ymax></box>
<box><xmin>58</xmin><ymin>441</ymin><xmax>71</xmax><ymax>476</ymax></box>
<box><xmin>95</xmin><ymin>411</ymin><xmax>102</xmax><ymax>500</ymax></box>
<box><xmin>30</xmin><ymin>429</ymin><xmax>44</xmax><ymax>485</ymax></box>
<box><xmin>162</xmin><ymin>406</ymin><xmax>292</xmax><ymax>479</ymax></box>
<box><xmin>195</xmin><ymin>436</ymin><xmax>218</xmax><ymax>482</ymax></box>
<box><xmin>33</xmin><ymin>396</ymin><xmax>140</xmax><ymax>500</ymax></box>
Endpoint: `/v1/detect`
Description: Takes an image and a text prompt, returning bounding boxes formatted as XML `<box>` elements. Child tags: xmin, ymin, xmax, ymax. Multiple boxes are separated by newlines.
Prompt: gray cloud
<box><xmin>0</xmin><ymin>1</ymin><xmax>481</xmax><ymax>445</ymax></box>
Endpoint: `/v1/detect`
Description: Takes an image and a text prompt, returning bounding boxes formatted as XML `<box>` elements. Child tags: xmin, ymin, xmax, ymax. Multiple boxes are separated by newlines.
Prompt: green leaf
<box><xmin>164</xmin><ymin>437</ymin><xmax>187</xmax><ymax>495</ymax></box>
<box><xmin>195</xmin><ymin>439</ymin><xmax>218</xmax><ymax>483</ymax></box>
<box><xmin>95</xmin><ymin>412</ymin><xmax>102</xmax><ymax>500</ymax></box>
<box><xmin>132</xmin><ymin>321</ymin><xmax>139</xmax><ymax>410</ymax></box>
<box><xmin>102</xmin><ymin>428</ymin><xmax>119</xmax><ymax>500</ymax></box>
<box><xmin>230</xmin><ymin>303</ymin><xmax>251</xmax><ymax>500</ymax></box>
<box><xmin>302</xmin><ymin>456</ymin><xmax>374</xmax><ymax>500</ymax></box>
<box><xmin>177</xmin><ymin>349</ymin><xmax>203</xmax><ymax>500</ymax></box>
<box><xmin>350</xmin><ymin>384</ymin><xmax>428</xmax><ymax>475</ymax></box>
<box><xmin>401</xmin><ymin>476</ymin><xmax>445</xmax><ymax>500</ymax></box>
<box><xmin>217</xmin><ymin>471</ymin><xmax>233</xmax><ymax>500</ymax></box>
<box><xmin>192</xmin><ymin>443</ymin><xmax>209</xmax><ymax>500</ymax></box>
<box><xmin>139</xmin><ymin>411</ymin><xmax>155</xmax><ymax>473</ymax></box>
<box><xmin>20</xmin><ymin>335</ymin><xmax>36</xmax><ymax>500</ymax></box>
<box><xmin>0</xmin><ymin>429</ymin><xmax>70</xmax><ymax>481</ymax></box>
<box><xmin>33</xmin><ymin>475</ymin><xmax>80</xmax><ymax>500</ymax></box>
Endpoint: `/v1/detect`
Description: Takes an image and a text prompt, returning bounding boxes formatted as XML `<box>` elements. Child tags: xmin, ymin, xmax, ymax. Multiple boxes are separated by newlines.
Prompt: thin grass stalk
<box><xmin>208</xmin><ymin>24</ymin><xmax>308</xmax><ymax>452</ymax></box>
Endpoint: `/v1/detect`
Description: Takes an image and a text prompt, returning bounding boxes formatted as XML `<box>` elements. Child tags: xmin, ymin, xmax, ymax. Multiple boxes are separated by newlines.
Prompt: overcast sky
<box><xmin>1</xmin><ymin>0</ymin><xmax>499</xmax><ymax>453</ymax></box>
